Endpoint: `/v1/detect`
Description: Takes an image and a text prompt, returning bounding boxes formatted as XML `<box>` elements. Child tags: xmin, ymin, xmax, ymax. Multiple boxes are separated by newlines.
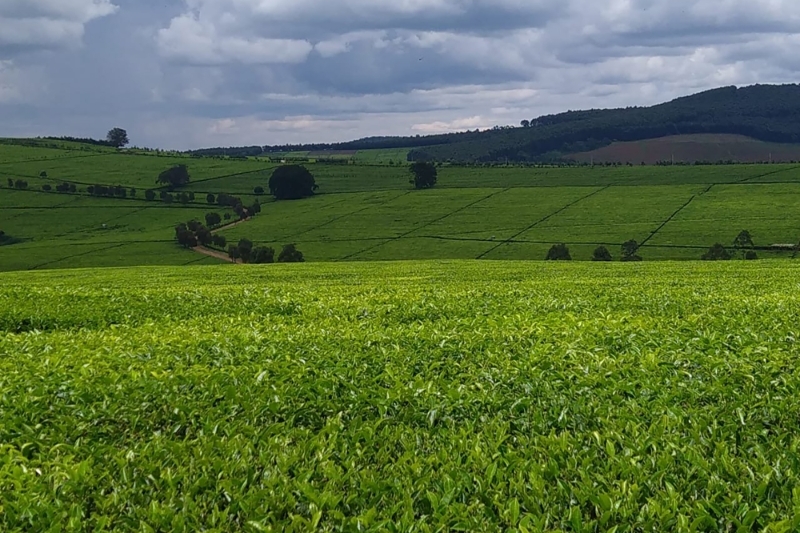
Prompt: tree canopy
<box><xmin>157</xmin><ymin>165</ymin><xmax>191</xmax><ymax>188</ymax></box>
<box><xmin>409</xmin><ymin>161</ymin><xmax>438</xmax><ymax>190</ymax></box>
<box><xmin>106</xmin><ymin>128</ymin><xmax>129</xmax><ymax>149</ymax></box>
<box><xmin>269</xmin><ymin>166</ymin><xmax>318</xmax><ymax>200</ymax></box>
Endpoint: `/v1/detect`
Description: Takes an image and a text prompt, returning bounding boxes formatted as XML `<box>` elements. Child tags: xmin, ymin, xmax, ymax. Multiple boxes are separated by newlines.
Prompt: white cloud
<box><xmin>0</xmin><ymin>0</ymin><xmax>117</xmax><ymax>50</ymax></box>
<box><xmin>157</xmin><ymin>13</ymin><xmax>313</xmax><ymax>65</ymax></box>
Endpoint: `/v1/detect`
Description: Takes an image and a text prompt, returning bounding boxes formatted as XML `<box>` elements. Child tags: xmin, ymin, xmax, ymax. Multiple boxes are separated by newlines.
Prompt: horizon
<box><xmin>2</xmin><ymin>1</ymin><xmax>800</xmax><ymax>150</ymax></box>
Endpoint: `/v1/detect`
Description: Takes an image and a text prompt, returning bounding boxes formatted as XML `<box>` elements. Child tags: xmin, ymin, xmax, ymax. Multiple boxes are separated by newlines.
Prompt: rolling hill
<box><xmin>568</xmin><ymin>134</ymin><xmax>800</xmax><ymax>165</ymax></box>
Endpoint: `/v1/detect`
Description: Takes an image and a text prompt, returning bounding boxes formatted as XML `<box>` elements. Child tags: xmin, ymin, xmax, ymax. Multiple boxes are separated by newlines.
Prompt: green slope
<box><xmin>2</xmin><ymin>141</ymin><xmax>800</xmax><ymax>271</ymax></box>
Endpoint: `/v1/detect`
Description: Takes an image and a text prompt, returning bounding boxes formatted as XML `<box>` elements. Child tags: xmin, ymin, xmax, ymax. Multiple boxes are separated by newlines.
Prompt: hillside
<box><xmin>568</xmin><ymin>134</ymin><xmax>800</xmax><ymax>164</ymax></box>
<box><xmin>3</xmin><ymin>261</ymin><xmax>800</xmax><ymax>530</ymax></box>
<box><xmin>2</xmin><ymin>139</ymin><xmax>800</xmax><ymax>271</ymax></box>
<box><xmin>408</xmin><ymin>84</ymin><xmax>800</xmax><ymax>162</ymax></box>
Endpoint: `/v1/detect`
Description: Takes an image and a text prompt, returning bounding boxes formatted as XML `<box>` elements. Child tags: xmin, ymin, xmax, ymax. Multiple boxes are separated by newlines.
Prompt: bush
<box><xmin>42</xmin><ymin>184</ymin><xmax>52</xmax><ymax>192</ymax></box>
<box><xmin>702</xmin><ymin>243</ymin><xmax>732</xmax><ymax>261</ymax></box>
<box><xmin>227</xmin><ymin>245</ymin><xmax>241</xmax><ymax>261</ymax></box>
<box><xmin>254</xmin><ymin>186</ymin><xmax>265</xmax><ymax>195</ymax></box>
<box><xmin>409</xmin><ymin>161</ymin><xmax>438</xmax><ymax>189</ymax></box>
<box><xmin>745</xmin><ymin>251</ymin><xmax>758</xmax><ymax>260</ymax></box>
<box><xmin>269</xmin><ymin>165</ymin><xmax>318</xmax><ymax>200</ymax></box>
<box><xmin>278</xmin><ymin>243</ymin><xmax>305</xmax><ymax>263</ymax></box>
<box><xmin>546</xmin><ymin>243</ymin><xmax>571</xmax><ymax>261</ymax></box>
<box><xmin>592</xmin><ymin>246</ymin><xmax>612</xmax><ymax>261</ymax></box>
<box><xmin>206</xmin><ymin>193</ymin><xmax>216</xmax><ymax>204</ymax></box>
<box><xmin>145</xmin><ymin>190</ymin><xmax>156</xmax><ymax>201</ymax></box>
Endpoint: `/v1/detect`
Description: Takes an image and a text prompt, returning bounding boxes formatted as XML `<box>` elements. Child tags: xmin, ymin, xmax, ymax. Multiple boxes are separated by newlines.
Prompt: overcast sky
<box><xmin>1</xmin><ymin>0</ymin><xmax>799</xmax><ymax>150</ymax></box>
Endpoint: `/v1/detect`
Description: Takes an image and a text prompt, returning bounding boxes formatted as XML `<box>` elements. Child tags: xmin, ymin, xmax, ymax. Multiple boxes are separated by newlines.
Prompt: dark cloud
<box><xmin>1</xmin><ymin>0</ymin><xmax>800</xmax><ymax>148</ymax></box>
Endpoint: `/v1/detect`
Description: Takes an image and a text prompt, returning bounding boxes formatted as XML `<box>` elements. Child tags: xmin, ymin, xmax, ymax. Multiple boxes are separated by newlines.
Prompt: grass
<box><xmin>2</xmin><ymin>141</ymin><xmax>800</xmax><ymax>270</ymax></box>
<box><xmin>2</xmin><ymin>261</ymin><xmax>800</xmax><ymax>531</ymax></box>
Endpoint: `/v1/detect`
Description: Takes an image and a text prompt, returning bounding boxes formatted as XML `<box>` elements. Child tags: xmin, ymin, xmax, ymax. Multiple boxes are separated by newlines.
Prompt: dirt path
<box><xmin>190</xmin><ymin>216</ymin><xmax>251</xmax><ymax>263</ymax></box>
<box><xmin>193</xmin><ymin>245</ymin><xmax>237</xmax><ymax>263</ymax></box>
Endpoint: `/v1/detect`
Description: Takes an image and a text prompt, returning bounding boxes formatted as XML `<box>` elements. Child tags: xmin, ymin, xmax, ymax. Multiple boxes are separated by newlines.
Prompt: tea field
<box><xmin>2</xmin><ymin>140</ymin><xmax>800</xmax><ymax>270</ymax></box>
<box><xmin>2</xmin><ymin>261</ymin><xmax>800</xmax><ymax>531</ymax></box>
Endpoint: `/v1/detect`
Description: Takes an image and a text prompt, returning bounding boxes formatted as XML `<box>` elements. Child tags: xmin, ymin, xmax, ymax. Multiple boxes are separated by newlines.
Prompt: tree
<box><xmin>733</xmin><ymin>230</ymin><xmax>755</xmax><ymax>258</ymax></box>
<box><xmin>238</xmin><ymin>238</ymin><xmax>254</xmax><ymax>263</ymax></box>
<box><xmin>546</xmin><ymin>243</ymin><xmax>571</xmax><ymax>261</ymax></box>
<box><xmin>409</xmin><ymin>161</ymin><xmax>437</xmax><ymax>190</ymax></box>
<box><xmin>702</xmin><ymin>243</ymin><xmax>732</xmax><ymax>261</ymax></box>
<box><xmin>520</xmin><ymin>120</ymin><xmax>531</xmax><ymax>128</ymax></box>
<box><xmin>269</xmin><ymin>165</ymin><xmax>318</xmax><ymax>200</ymax></box>
<box><xmin>249</xmin><ymin>201</ymin><xmax>261</xmax><ymax>215</ymax></box>
<box><xmin>145</xmin><ymin>189</ymin><xmax>156</xmax><ymax>201</ymax></box>
<box><xmin>195</xmin><ymin>226</ymin><xmax>213</xmax><ymax>246</ymax></box>
<box><xmin>106</xmin><ymin>128</ymin><xmax>129</xmax><ymax>149</ymax></box>
<box><xmin>621</xmin><ymin>240</ymin><xmax>642</xmax><ymax>262</ymax></box>
<box><xmin>207</xmin><ymin>193</ymin><xmax>216</xmax><ymax>204</ymax></box>
<box><xmin>278</xmin><ymin>243</ymin><xmax>305</xmax><ymax>263</ymax></box>
<box><xmin>129</xmin><ymin>188</ymin><xmax>136</xmax><ymax>198</ymax></box>
<box><xmin>14</xmin><ymin>180</ymin><xmax>28</xmax><ymax>189</ymax></box>
<box><xmin>252</xmin><ymin>246</ymin><xmax>275</xmax><ymax>264</ymax></box>
<box><xmin>175</xmin><ymin>224</ymin><xmax>197</xmax><ymax>248</ymax></box>
<box><xmin>228</xmin><ymin>245</ymin><xmax>241</xmax><ymax>261</ymax></box>
<box><xmin>224</xmin><ymin>213</ymin><xmax>232</xmax><ymax>220</ymax></box>
<box><xmin>205</xmin><ymin>213</ymin><xmax>222</xmax><ymax>228</ymax></box>
<box><xmin>745</xmin><ymin>251</ymin><xmax>758</xmax><ymax>260</ymax></box>
<box><xmin>212</xmin><ymin>234</ymin><xmax>227</xmax><ymax>249</ymax></box>
<box><xmin>254</xmin><ymin>186</ymin><xmax>265</xmax><ymax>195</ymax></box>
<box><xmin>156</xmin><ymin>165</ymin><xmax>191</xmax><ymax>188</ymax></box>
<box><xmin>7</xmin><ymin>178</ymin><xmax>12</xmax><ymax>188</ymax></box>
<box><xmin>592</xmin><ymin>246</ymin><xmax>612</xmax><ymax>261</ymax></box>
<box><xmin>39</xmin><ymin>171</ymin><xmax>48</xmax><ymax>179</ymax></box>
<box><xmin>42</xmin><ymin>184</ymin><xmax>52</xmax><ymax>192</ymax></box>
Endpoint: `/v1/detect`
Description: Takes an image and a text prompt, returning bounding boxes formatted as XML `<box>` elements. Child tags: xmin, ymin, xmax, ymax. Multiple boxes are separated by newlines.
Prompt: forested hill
<box><xmin>409</xmin><ymin>84</ymin><xmax>800</xmax><ymax>162</ymax></box>
<box><xmin>190</xmin><ymin>84</ymin><xmax>800</xmax><ymax>162</ymax></box>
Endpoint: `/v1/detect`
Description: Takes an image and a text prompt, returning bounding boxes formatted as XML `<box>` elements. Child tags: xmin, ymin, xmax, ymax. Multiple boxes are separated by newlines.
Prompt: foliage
<box><xmin>2</xmin><ymin>262</ymin><xmax>800</xmax><ymax>530</ymax></box>
<box><xmin>211</xmin><ymin>234</ymin><xmax>227</xmax><ymax>249</ymax></box>
<box><xmin>621</xmin><ymin>240</ymin><xmax>643</xmax><ymax>262</ymax></box>
<box><xmin>269</xmin><ymin>165</ymin><xmax>318</xmax><ymax>200</ymax></box>
<box><xmin>702</xmin><ymin>243</ymin><xmax>733</xmax><ymax>260</ymax></box>
<box><xmin>205</xmin><ymin>213</ymin><xmax>222</xmax><ymax>228</ymax></box>
<box><xmin>207</xmin><ymin>193</ymin><xmax>216</xmax><ymax>204</ymax></box>
<box><xmin>546</xmin><ymin>243</ymin><xmax>572</xmax><ymax>260</ymax></box>
<box><xmin>592</xmin><ymin>246</ymin><xmax>613</xmax><ymax>261</ymax></box>
<box><xmin>745</xmin><ymin>250</ymin><xmax>758</xmax><ymax>260</ymax></box>
<box><xmin>409</xmin><ymin>161</ymin><xmax>438</xmax><ymax>189</ymax></box>
<box><xmin>252</xmin><ymin>246</ymin><xmax>275</xmax><ymax>264</ymax></box>
<box><xmin>144</xmin><ymin>189</ymin><xmax>156</xmax><ymax>201</ymax></box>
<box><xmin>157</xmin><ymin>164</ymin><xmax>191</xmax><ymax>188</ymax></box>
<box><xmin>106</xmin><ymin>128</ymin><xmax>130</xmax><ymax>149</ymax></box>
<box><xmin>254</xmin><ymin>186</ymin><xmax>265</xmax><ymax>195</ymax></box>
<box><xmin>278</xmin><ymin>243</ymin><xmax>305</xmax><ymax>263</ymax></box>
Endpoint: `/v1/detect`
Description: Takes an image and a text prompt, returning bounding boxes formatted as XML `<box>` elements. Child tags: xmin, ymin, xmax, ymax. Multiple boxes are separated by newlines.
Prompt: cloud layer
<box><xmin>1</xmin><ymin>0</ymin><xmax>800</xmax><ymax>149</ymax></box>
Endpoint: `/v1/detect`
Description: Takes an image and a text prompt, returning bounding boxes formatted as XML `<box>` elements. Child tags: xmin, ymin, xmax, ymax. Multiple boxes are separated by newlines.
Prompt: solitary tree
<box><xmin>106</xmin><ymin>128</ymin><xmax>129</xmax><ymax>149</ymax></box>
<box><xmin>254</xmin><ymin>186</ymin><xmax>265</xmax><ymax>195</ymax></box>
<box><xmin>39</xmin><ymin>171</ymin><xmax>48</xmax><ymax>179</ymax></box>
<box><xmin>278</xmin><ymin>243</ymin><xmax>305</xmax><ymax>263</ymax></box>
<box><xmin>702</xmin><ymin>243</ymin><xmax>732</xmax><ymax>261</ymax></box>
<box><xmin>546</xmin><ymin>243</ymin><xmax>571</xmax><ymax>261</ymax></box>
<box><xmin>733</xmin><ymin>230</ymin><xmax>755</xmax><ymax>258</ymax></box>
<box><xmin>269</xmin><ymin>165</ymin><xmax>318</xmax><ymax>200</ymax></box>
<box><xmin>206</xmin><ymin>193</ymin><xmax>216</xmax><ymax>204</ymax></box>
<box><xmin>157</xmin><ymin>165</ymin><xmax>191</xmax><ymax>188</ymax></box>
<box><xmin>592</xmin><ymin>246</ymin><xmax>613</xmax><ymax>262</ymax></box>
<box><xmin>409</xmin><ymin>161</ymin><xmax>438</xmax><ymax>190</ymax></box>
<box><xmin>621</xmin><ymin>240</ymin><xmax>642</xmax><ymax>262</ymax></box>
